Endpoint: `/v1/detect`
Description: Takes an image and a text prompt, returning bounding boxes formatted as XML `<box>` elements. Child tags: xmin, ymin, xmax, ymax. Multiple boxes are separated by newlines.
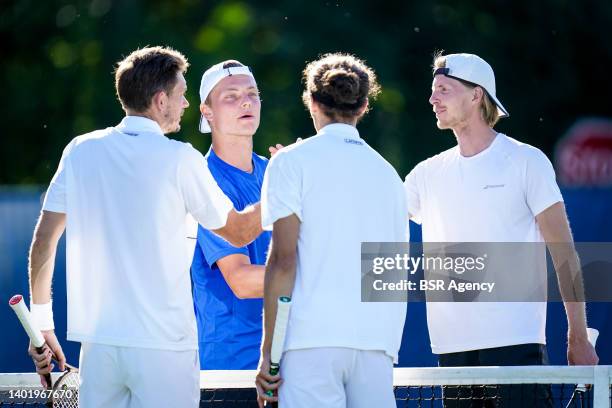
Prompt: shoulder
<box><xmin>72</xmin><ymin>127</ymin><xmax>113</xmax><ymax>145</ymax></box>
<box><xmin>362</xmin><ymin>143</ymin><xmax>402</xmax><ymax>180</ymax></box>
<box><xmin>65</xmin><ymin>127</ymin><xmax>115</xmax><ymax>157</ymax></box>
<box><xmin>498</xmin><ymin>134</ymin><xmax>552</xmax><ymax>165</ymax></box>
<box><xmin>407</xmin><ymin>145</ymin><xmax>457</xmax><ymax>178</ymax></box>
<box><xmin>172</xmin><ymin>140</ymin><xmax>206</xmax><ymax>160</ymax></box>
<box><xmin>267</xmin><ymin>136</ymin><xmax>315</xmax><ymax>168</ymax></box>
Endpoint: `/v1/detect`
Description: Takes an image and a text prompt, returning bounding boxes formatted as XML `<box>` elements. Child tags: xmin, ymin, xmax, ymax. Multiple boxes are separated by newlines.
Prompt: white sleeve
<box><xmin>42</xmin><ymin>139</ymin><xmax>77</xmax><ymax>214</ymax></box>
<box><xmin>525</xmin><ymin>148</ymin><xmax>564</xmax><ymax>216</ymax></box>
<box><xmin>261</xmin><ymin>151</ymin><xmax>302</xmax><ymax>231</ymax></box>
<box><xmin>178</xmin><ymin>145</ymin><xmax>233</xmax><ymax>230</ymax></box>
<box><xmin>403</xmin><ymin>163</ymin><xmax>423</xmax><ymax>224</ymax></box>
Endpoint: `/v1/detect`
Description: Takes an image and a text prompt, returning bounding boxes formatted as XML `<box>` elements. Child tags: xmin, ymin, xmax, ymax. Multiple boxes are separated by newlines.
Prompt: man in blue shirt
<box><xmin>191</xmin><ymin>60</ymin><xmax>271</xmax><ymax>369</ymax></box>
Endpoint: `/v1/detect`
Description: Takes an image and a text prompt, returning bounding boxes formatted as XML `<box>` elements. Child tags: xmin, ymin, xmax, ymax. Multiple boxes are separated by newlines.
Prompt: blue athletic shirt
<box><xmin>191</xmin><ymin>147</ymin><xmax>271</xmax><ymax>369</ymax></box>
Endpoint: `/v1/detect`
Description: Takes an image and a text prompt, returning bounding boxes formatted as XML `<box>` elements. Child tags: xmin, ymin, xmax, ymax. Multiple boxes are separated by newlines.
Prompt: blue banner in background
<box><xmin>1</xmin><ymin>187</ymin><xmax>610</xmax><ymax>372</ymax></box>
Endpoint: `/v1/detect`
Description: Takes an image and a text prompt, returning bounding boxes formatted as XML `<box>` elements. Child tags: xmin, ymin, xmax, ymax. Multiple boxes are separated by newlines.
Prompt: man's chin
<box><xmin>166</xmin><ymin>123</ymin><xmax>181</xmax><ymax>134</ymax></box>
<box><xmin>237</xmin><ymin>124</ymin><xmax>259</xmax><ymax>137</ymax></box>
<box><xmin>436</xmin><ymin>120</ymin><xmax>450</xmax><ymax>130</ymax></box>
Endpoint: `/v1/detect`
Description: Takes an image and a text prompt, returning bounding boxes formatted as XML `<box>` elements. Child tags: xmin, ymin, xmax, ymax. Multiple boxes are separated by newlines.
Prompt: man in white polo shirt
<box><xmin>27</xmin><ymin>46</ymin><xmax>262</xmax><ymax>408</ymax></box>
<box><xmin>404</xmin><ymin>52</ymin><xmax>598</xmax><ymax>406</ymax></box>
<box><xmin>255</xmin><ymin>53</ymin><xmax>408</xmax><ymax>408</ymax></box>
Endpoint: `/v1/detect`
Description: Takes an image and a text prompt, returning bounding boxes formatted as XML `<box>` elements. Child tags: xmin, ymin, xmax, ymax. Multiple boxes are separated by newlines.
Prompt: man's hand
<box><xmin>568</xmin><ymin>333</ymin><xmax>599</xmax><ymax>365</ymax></box>
<box><xmin>28</xmin><ymin>330</ymin><xmax>66</xmax><ymax>388</ymax></box>
<box><xmin>268</xmin><ymin>144</ymin><xmax>285</xmax><ymax>157</ymax></box>
<box><xmin>255</xmin><ymin>353</ymin><xmax>281</xmax><ymax>408</ymax></box>
<box><xmin>268</xmin><ymin>138</ymin><xmax>302</xmax><ymax>157</ymax></box>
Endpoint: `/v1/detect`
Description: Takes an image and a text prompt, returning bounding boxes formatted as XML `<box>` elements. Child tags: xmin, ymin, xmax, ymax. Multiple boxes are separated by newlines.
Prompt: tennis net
<box><xmin>1</xmin><ymin>366</ymin><xmax>610</xmax><ymax>407</ymax></box>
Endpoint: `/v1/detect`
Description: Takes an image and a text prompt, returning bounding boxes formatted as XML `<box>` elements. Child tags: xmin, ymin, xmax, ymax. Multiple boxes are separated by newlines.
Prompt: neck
<box><xmin>211</xmin><ymin>132</ymin><xmax>254</xmax><ymax>172</ymax></box>
<box><xmin>452</xmin><ymin>118</ymin><xmax>497</xmax><ymax>157</ymax></box>
<box><xmin>314</xmin><ymin>114</ymin><xmax>358</xmax><ymax>132</ymax></box>
<box><xmin>126</xmin><ymin>110</ymin><xmax>164</xmax><ymax>131</ymax></box>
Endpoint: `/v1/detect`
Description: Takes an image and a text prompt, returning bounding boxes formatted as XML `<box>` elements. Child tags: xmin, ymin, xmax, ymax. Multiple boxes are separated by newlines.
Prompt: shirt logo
<box><xmin>483</xmin><ymin>184</ymin><xmax>505</xmax><ymax>190</ymax></box>
<box><xmin>344</xmin><ymin>138</ymin><xmax>363</xmax><ymax>145</ymax></box>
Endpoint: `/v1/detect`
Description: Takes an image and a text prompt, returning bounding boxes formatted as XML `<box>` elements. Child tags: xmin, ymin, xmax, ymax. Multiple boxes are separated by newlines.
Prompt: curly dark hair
<box><xmin>302</xmin><ymin>53</ymin><xmax>381</xmax><ymax>120</ymax></box>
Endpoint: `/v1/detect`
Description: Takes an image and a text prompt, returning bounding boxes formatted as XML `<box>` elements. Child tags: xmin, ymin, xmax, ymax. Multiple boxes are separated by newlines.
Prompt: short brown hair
<box><xmin>433</xmin><ymin>52</ymin><xmax>499</xmax><ymax>127</ymax></box>
<box><xmin>114</xmin><ymin>46</ymin><xmax>189</xmax><ymax>113</ymax></box>
<box><xmin>302</xmin><ymin>53</ymin><xmax>380</xmax><ymax>121</ymax></box>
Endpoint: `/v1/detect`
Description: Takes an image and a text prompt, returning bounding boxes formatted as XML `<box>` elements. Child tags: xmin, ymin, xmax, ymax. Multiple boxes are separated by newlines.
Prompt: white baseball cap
<box><xmin>198</xmin><ymin>62</ymin><xmax>256</xmax><ymax>133</ymax></box>
<box><xmin>433</xmin><ymin>53</ymin><xmax>509</xmax><ymax>118</ymax></box>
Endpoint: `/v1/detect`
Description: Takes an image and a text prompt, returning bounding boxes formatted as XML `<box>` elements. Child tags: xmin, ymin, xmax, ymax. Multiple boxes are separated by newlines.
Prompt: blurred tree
<box><xmin>1</xmin><ymin>0</ymin><xmax>610</xmax><ymax>183</ymax></box>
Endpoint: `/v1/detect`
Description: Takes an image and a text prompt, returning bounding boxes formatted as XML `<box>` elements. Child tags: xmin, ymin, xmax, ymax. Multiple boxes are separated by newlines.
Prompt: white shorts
<box><xmin>279</xmin><ymin>347</ymin><xmax>395</xmax><ymax>408</ymax></box>
<box><xmin>78</xmin><ymin>342</ymin><xmax>200</xmax><ymax>408</ymax></box>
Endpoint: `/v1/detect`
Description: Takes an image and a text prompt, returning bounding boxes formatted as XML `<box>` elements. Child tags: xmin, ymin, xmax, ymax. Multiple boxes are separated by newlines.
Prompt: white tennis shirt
<box><xmin>43</xmin><ymin>116</ymin><xmax>233</xmax><ymax>350</ymax></box>
<box><xmin>404</xmin><ymin>134</ymin><xmax>563</xmax><ymax>354</ymax></box>
<box><xmin>261</xmin><ymin>123</ymin><xmax>409</xmax><ymax>363</ymax></box>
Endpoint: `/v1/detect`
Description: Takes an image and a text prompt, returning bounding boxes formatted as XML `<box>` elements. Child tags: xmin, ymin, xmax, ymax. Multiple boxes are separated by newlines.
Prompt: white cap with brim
<box><xmin>198</xmin><ymin>63</ymin><xmax>256</xmax><ymax>133</ymax></box>
<box><xmin>433</xmin><ymin>53</ymin><xmax>509</xmax><ymax>118</ymax></box>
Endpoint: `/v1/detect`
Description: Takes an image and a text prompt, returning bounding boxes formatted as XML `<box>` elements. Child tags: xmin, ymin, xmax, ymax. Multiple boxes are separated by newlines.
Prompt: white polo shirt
<box><xmin>43</xmin><ymin>116</ymin><xmax>233</xmax><ymax>351</ymax></box>
<box><xmin>404</xmin><ymin>134</ymin><xmax>563</xmax><ymax>354</ymax></box>
<box><xmin>261</xmin><ymin>123</ymin><xmax>409</xmax><ymax>363</ymax></box>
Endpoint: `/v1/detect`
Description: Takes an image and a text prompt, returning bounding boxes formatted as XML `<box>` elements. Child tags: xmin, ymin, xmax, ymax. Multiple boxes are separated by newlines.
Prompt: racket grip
<box><xmin>265</xmin><ymin>363</ymin><xmax>280</xmax><ymax>397</ymax></box>
<box><xmin>34</xmin><ymin>346</ymin><xmax>53</xmax><ymax>389</ymax></box>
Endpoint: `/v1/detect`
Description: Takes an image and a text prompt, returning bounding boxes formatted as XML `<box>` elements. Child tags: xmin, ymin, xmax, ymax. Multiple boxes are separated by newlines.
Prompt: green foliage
<box><xmin>1</xmin><ymin>0</ymin><xmax>610</xmax><ymax>183</ymax></box>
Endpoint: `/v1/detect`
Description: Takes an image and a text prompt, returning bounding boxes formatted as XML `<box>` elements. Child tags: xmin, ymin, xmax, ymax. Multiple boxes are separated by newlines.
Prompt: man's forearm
<box><xmin>215</xmin><ymin>203</ymin><xmax>262</xmax><ymax>247</ymax></box>
<box><xmin>565</xmin><ymin>301</ymin><xmax>588</xmax><ymax>338</ymax></box>
<box><xmin>548</xmin><ymin>243</ymin><xmax>589</xmax><ymax>339</ymax></box>
<box><xmin>29</xmin><ymin>239</ymin><xmax>57</xmax><ymax>304</ymax></box>
<box><xmin>261</xmin><ymin>258</ymin><xmax>296</xmax><ymax>354</ymax></box>
<box><xmin>237</xmin><ymin>202</ymin><xmax>262</xmax><ymax>245</ymax></box>
<box><xmin>226</xmin><ymin>264</ymin><xmax>265</xmax><ymax>298</ymax></box>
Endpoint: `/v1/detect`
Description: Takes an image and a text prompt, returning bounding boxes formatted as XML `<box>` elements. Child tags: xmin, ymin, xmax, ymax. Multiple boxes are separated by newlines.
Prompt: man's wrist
<box><xmin>568</xmin><ymin>329</ymin><xmax>589</xmax><ymax>343</ymax></box>
<box><xmin>30</xmin><ymin>301</ymin><xmax>55</xmax><ymax>331</ymax></box>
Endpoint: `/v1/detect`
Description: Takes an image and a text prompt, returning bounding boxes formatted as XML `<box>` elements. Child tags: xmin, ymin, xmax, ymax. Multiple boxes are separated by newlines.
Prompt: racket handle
<box><xmin>265</xmin><ymin>363</ymin><xmax>280</xmax><ymax>397</ymax></box>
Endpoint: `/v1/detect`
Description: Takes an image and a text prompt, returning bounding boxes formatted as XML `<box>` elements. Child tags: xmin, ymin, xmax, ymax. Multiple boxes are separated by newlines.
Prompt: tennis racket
<box><xmin>265</xmin><ymin>296</ymin><xmax>292</xmax><ymax>407</ymax></box>
<box><xmin>9</xmin><ymin>294</ymin><xmax>79</xmax><ymax>408</ymax></box>
<box><xmin>564</xmin><ymin>327</ymin><xmax>599</xmax><ymax>408</ymax></box>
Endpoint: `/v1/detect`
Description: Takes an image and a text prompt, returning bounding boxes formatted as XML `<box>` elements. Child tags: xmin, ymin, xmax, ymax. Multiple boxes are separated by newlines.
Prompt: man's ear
<box><xmin>309</xmin><ymin>96</ymin><xmax>319</xmax><ymax>114</ymax></box>
<box><xmin>473</xmin><ymin>87</ymin><xmax>484</xmax><ymax>104</ymax></box>
<box><xmin>151</xmin><ymin>90</ymin><xmax>168</xmax><ymax>112</ymax></box>
<box><xmin>201</xmin><ymin>102</ymin><xmax>213</xmax><ymax>121</ymax></box>
<box><xmin>357</xmin><ymin>99</ymin><xmax>369</xmax><ymax>116</ymax></box>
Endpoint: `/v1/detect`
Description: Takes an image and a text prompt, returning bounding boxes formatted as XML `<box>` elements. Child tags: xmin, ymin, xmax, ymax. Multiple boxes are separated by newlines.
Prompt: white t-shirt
<box><xmin>404</xmin><ymin>134</ymin><xmax>563</xmax><ymax>354</ymax></box>
<box><xmin>43</xmin><ymin>116</ymin><xmax>233</xmax><ymax>351</ymax></box>
<box><xmin>261</xmin><ymin>123</ymin><xmax>409</xmax><ymax>363</ymax></box>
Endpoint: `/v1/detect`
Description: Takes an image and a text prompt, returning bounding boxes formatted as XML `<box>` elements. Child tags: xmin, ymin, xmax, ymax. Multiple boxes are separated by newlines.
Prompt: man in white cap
<box><xmin>191</xmin><ymin>60</ymin><xmax>271</xmax><ymax>370</ymax></box>
<box><xmin>404</xmin><ymin>52</ymin><xmax>598</xmax><ymax>406</ymax></box>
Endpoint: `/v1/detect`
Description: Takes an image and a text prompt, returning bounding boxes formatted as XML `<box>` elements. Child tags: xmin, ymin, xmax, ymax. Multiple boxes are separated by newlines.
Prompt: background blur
<box><xmin>1</xmin><ymin>0</ymin><xmax>611</xmax><ymax>372</ymax></box>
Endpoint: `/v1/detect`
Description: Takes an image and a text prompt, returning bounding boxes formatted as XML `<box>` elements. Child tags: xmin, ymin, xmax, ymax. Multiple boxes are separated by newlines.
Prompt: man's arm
<box><xmin>30</xmin><ymin>211</ymin><xmax>65</xmax><ymax>303</ymax></box>
<box><xmin>216</xmin><ymin>254</ymin><xmax>264</xmax><ymax>299</ymax></box>
<box><xmin>28</xmin><ymin>210</ymin><xmax>67</xmax><ymax>384</ymax></box>
<box><xmin>536</xmin><ymin>202</ymin><xmax>598</xmax><ymax>365</ymax></box>
<box><xmin>213</xmin><ymin>203</ymin><xmax>262</xmax><ymax>248</ymax></box>
<box><xmin>255</xmin><ymin>214</ymin><xmax>300</xmax><ymax>406</ymax></box>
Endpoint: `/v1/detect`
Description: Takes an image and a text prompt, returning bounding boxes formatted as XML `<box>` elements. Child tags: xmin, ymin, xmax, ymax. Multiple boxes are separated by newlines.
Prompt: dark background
<box><xmin>1</xmin><ymin>0</ymin><xmax>611</xmax><ymax>183</ymax></box>
<box><xmin>1</xmin><ymin>0</ymin><xmax>611</xmax><ymax>373</ymax></box>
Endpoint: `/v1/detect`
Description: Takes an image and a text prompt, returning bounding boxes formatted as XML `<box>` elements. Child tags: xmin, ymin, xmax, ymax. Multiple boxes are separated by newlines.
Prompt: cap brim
<box><xmin>489</xmin><ymin>93</ymin><xmax>509</xmax><ymax>118</ymax></box>
<box><xmin>199</xmin><ymin>115</ymin><xmax>211</xmax><ymax>133</ymax></box>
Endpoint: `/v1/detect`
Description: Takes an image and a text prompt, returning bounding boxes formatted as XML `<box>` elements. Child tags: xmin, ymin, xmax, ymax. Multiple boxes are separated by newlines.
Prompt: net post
<box><xmin>592</xmin><ymin>365</ymin><xmax>610</xmax><ymax>408</ymax></box>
